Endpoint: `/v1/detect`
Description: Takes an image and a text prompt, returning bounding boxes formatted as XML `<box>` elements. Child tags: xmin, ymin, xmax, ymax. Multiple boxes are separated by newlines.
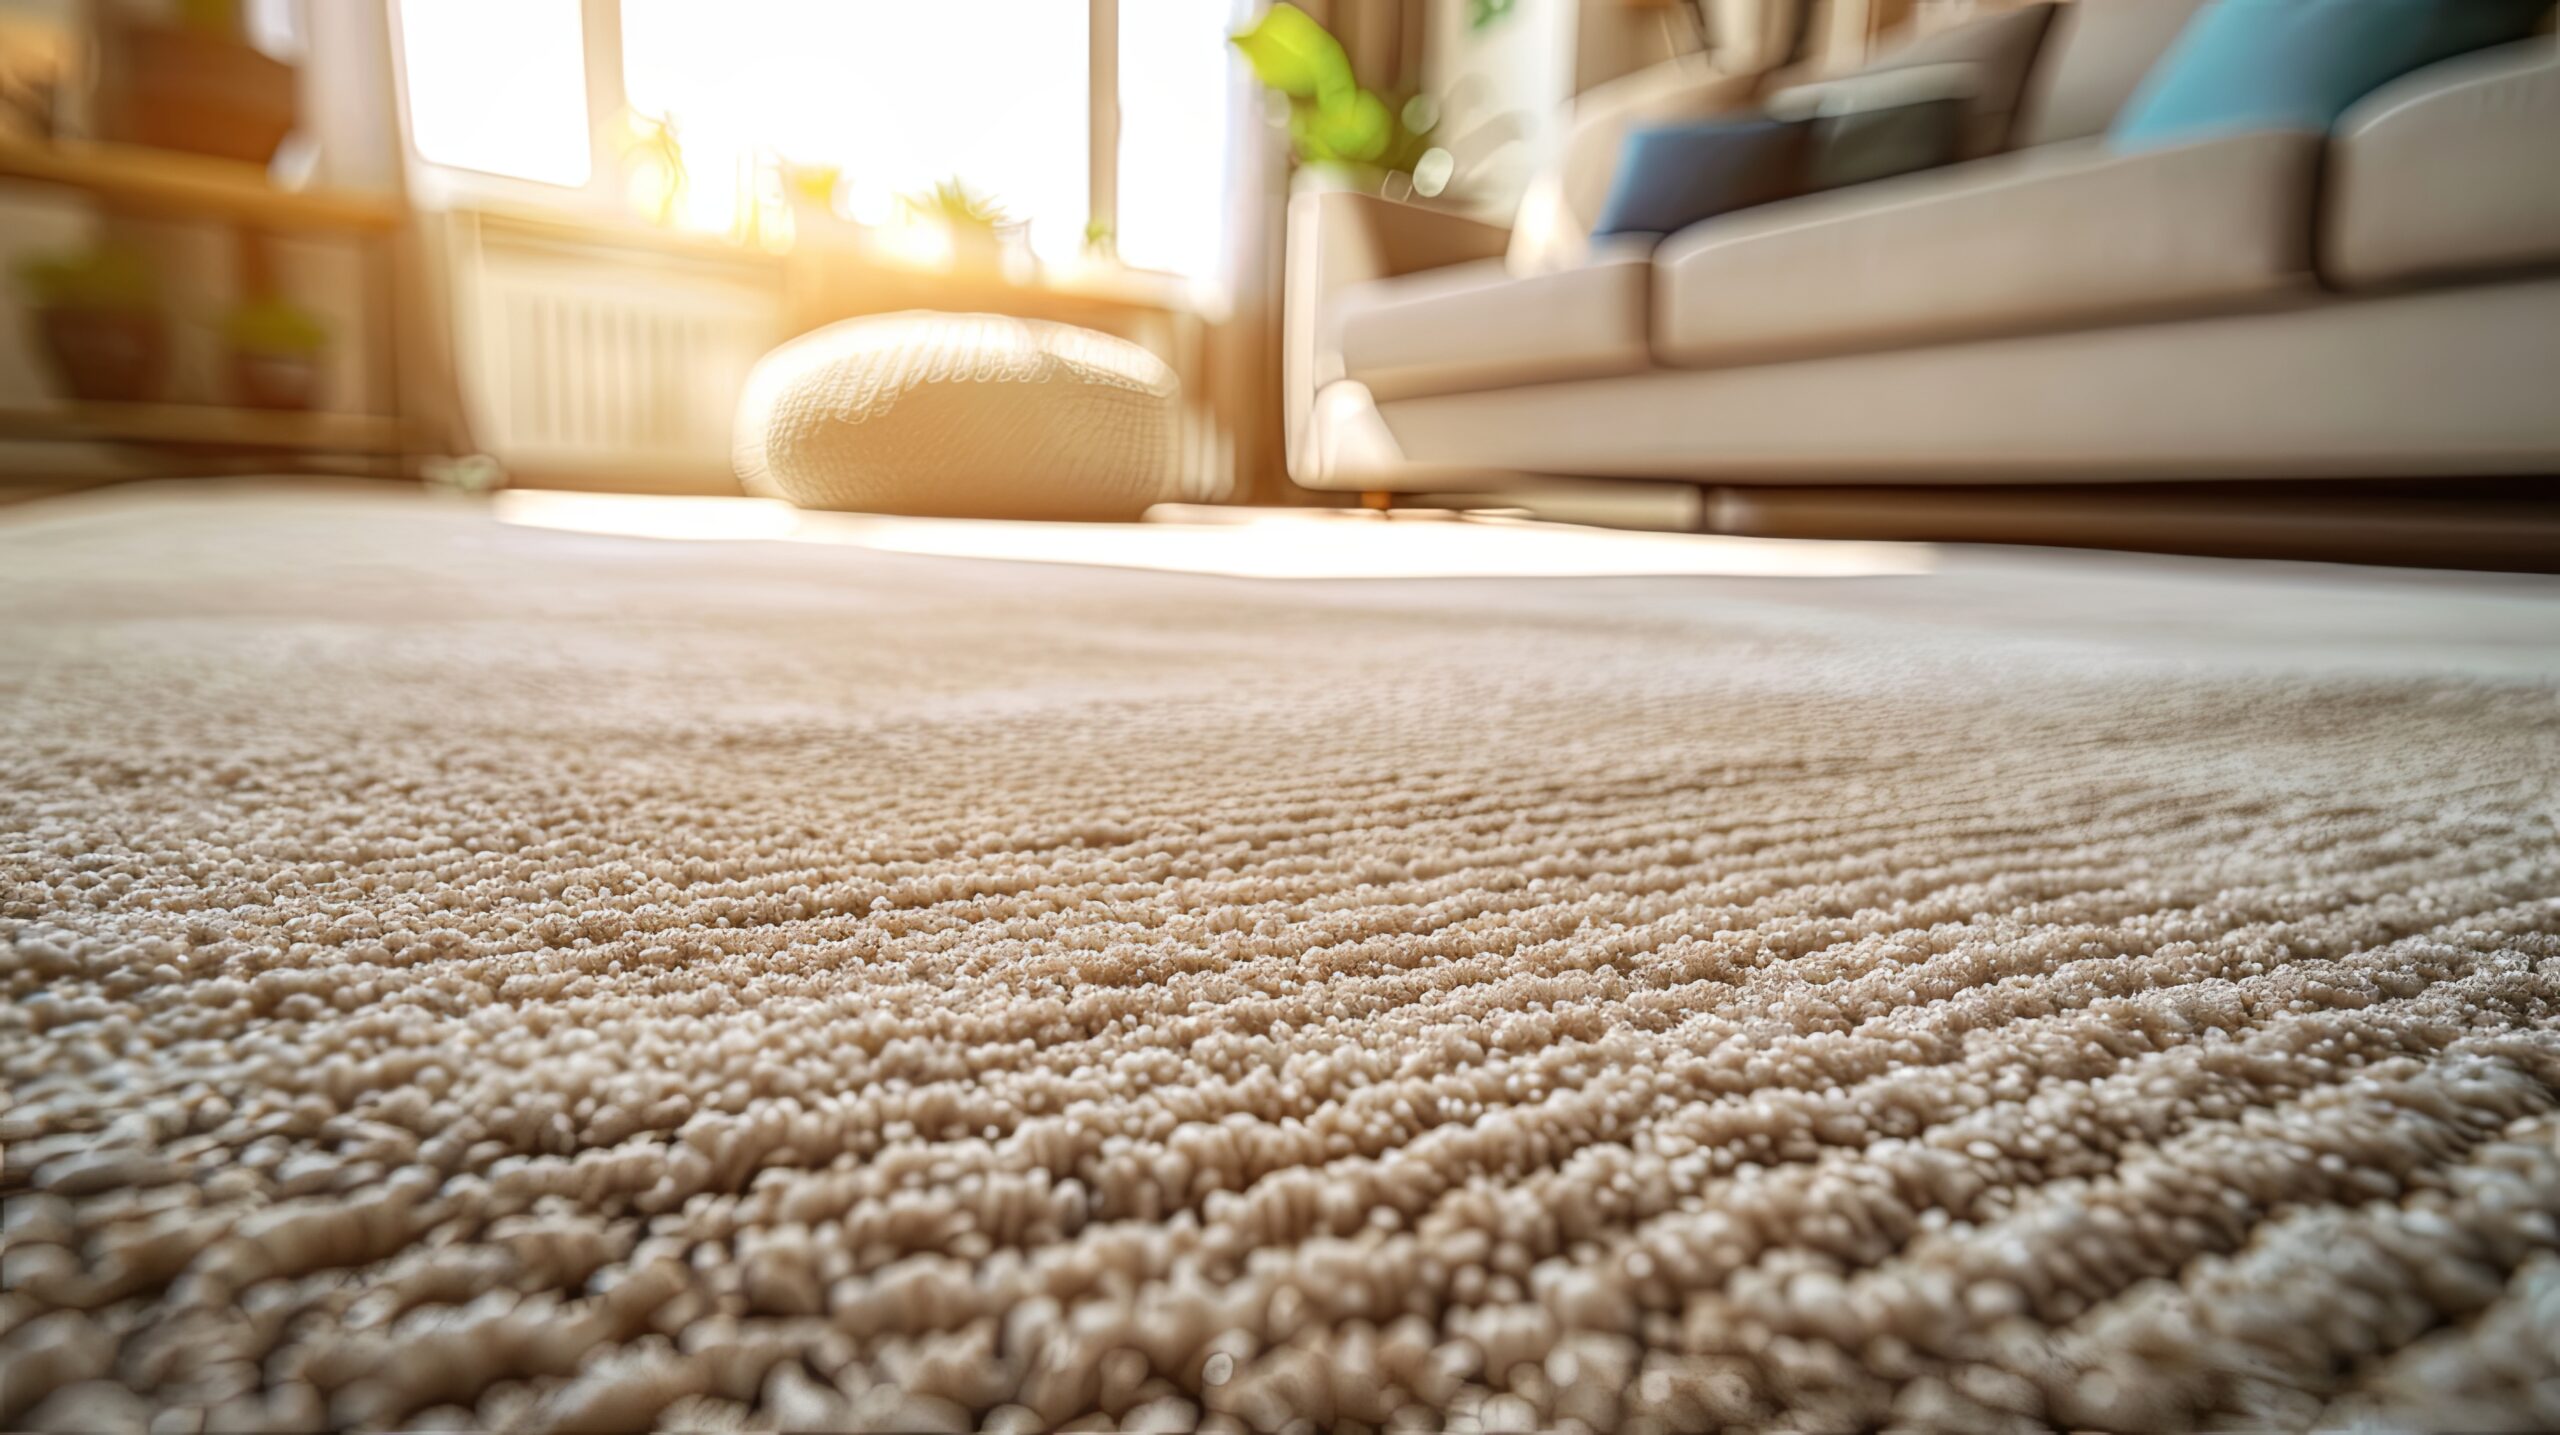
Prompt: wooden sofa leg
<box><xmin>1361</xmin><ymin>490</ymin><xmax>1393</xmax><ymax>512</ymax></box>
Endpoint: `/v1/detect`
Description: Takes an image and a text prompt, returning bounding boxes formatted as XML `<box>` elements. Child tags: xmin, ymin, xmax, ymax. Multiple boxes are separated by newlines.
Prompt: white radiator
<box><xmin>449</xmin><ymin>212</ymin><xmax>783</xmax><ymax>490</ymax></box>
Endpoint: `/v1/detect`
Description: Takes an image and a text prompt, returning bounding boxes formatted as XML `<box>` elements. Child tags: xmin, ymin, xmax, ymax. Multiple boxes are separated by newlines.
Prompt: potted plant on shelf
<box><xmin>900</xmin><ymin>177</ymin><xmax>1016</xmax><ymax>273</ymax></box>
<box><xmin>620</xmin><ymin>109</ymin><xmax>689</xmax><ymax>228</ymax></box>
<box><xmin>223</xmin><ymin>296</ymin><xmax>327</xmax><ymax>410</ymax></box>
<box><xmin>14</xmin><ymin>245</ymin><xmax>167</xmax><ymax>404</ymax></box>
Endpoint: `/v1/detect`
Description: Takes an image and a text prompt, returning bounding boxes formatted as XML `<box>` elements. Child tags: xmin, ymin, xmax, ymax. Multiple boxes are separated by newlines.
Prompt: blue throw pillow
<box><xmin>1590</xmin><ymin>116</ymin><xmax>1810</xmax><ymax>239</ymax></box>
<box><xmin>2113</xmin><ymin>0</ymin><xmax>2550</xmax><ymax>150</ymax></box>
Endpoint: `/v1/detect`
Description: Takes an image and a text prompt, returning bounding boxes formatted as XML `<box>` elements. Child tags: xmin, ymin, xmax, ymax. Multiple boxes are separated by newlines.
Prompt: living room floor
<box><xmin>7</xmin><ymin>480</ymin><xmax>2560</xmax><ymax>1432</ymax></box>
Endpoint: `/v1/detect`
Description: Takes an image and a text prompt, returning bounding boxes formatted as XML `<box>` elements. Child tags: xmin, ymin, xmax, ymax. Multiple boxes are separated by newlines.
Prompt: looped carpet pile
<box><xmin>5</xmin><ymin>486</ymin><xmax>2560</xmax><ymax>1433</ymax></box>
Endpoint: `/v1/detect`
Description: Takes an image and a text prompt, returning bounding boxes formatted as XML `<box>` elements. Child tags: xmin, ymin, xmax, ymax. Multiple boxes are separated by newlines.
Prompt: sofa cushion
<box><xmin>1336</xmin><ymin>241</ymin><xmax>1653</xmax><ymax>401</ymax></box>
<box><xmin>1653</xmin><ymin>129</ymin><xmax>2319</xmax><ymax>368</ymax></box>
<box><xmin>1507</xmin><ymin>61</ymin><xmax>1764</xmax><ymax>276</ymax></box>
<box><xmin>2113</xmin><ymin>0</ymin><xmax>2552</xmax><ymax>150</ymax></box>
<box><xmin>2014</xmin><ymin>0</ymin><xmax>2210</xmax><ymax>146</ymax></box>
<box><xmin>1793</xmin><ymin>94</ymin><xmax>1972</xmax><ymax>191</ymax></box>
<box><xmin>2325</xmin><ymin>38</ymin><xmax>2560</xmax><ymax>288</ymax></box>
<box><xmin>1771</xmin><ymin>3</ymin><xmax>2059</xmax><ymax>157</ymax></box>
<box><xmin>1379</xmin><ymin>275</ymin><xmax>2560</xmax><ymax>482</ymax></box>
<box><xmin>1591</xmin><ymin>115</ymin><xmax>1812</xmax><ymax>239</ymax></box>
<box><xmin>1592</xmin><ymin>94</ymin><xmax>1971</xmax><ymax>241</ymax></box>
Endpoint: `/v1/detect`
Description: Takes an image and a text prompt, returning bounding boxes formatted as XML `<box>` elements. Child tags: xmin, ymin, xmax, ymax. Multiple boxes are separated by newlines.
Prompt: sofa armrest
<box><xmin>1284</xmin><ymin>189</ymin><xmax>1511</xmax><ymax>480</ymax></box>
<box><xmin>2327</xmin><ymin>37</ymin><xmax>2560</xmax><ymax>288</ymax></box>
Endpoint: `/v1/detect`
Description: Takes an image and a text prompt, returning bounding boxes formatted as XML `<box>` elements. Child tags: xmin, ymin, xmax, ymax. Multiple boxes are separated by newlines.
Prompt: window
<box><xmin>397</xmin><ymin>0</ymin><xmax>593</xmax><ymax>187</ymax></box>
<box><xmin>1115</xmin><ymin>0</ymin><xmax>1246</xmax><ymax>280</ymax></box>
<box><xmin>395</xmin><ymin>1</ymin><xmax>1244</xmax><ymax>281</ymax></box>
<box><xmin>620</xmin><ymin>0</ymin><xmax>1089</xmax><ymax>263</ymax></box>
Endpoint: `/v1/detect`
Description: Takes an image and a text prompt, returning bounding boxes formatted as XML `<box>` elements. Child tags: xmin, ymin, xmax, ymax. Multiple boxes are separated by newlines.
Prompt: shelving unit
<box><xmin>0</xmin><ymin>137</ymin><xmax>412</xmax><ymax>470</ymax></box>
<box><xmin>0</xmin><ymin>138</ymin><xmax>401</xmax><ymax>232</ymax></box>
<box><xmin>0</xmin><ymin>401</ymin><xmax>406</xmax><ymax>454</ymax></box>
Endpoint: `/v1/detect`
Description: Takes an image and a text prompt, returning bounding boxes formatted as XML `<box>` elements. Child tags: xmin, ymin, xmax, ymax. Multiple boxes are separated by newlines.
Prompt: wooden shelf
<box><xmin>0</xmin><ymin>403</ymin><xmax>408</xmax><ymax>453</ymax></box>
<box><xmin>0</xmin><ymin>138</ymin><xmax>402</xmax><ymax>232</ymax></box>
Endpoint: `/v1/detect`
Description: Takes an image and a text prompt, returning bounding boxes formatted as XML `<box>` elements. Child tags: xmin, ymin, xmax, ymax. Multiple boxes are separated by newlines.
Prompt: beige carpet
<box><xmin>7</xmin><ymin>484</ymin><xmax>2560</xmax><ymax>1434</ymax></box>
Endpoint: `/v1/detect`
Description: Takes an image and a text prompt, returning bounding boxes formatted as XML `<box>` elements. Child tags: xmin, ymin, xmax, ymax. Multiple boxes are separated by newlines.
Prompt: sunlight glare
<box><xmin>492</xmin><ymin>492</ymin><xmax>1936</xmax><ymax>581</ymax></box>
<box><xmin>1117</xmin><ymin>0</ymin><xmax>1247</xmax><ymax>280</ymax></box>
<box><xmin>400</xmin><ymin>0</ymin><xmax>592</xmax><ymax>187</ymax></box>
<box><xmin>619</xmin><ymin>0</ymin><xmax>1089</xmax><ymax>259</ymax></box>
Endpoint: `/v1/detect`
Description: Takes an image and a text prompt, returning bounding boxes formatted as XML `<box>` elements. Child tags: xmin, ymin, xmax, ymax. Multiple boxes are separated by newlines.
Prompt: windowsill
<box><xmin>868</xmin><ymin>254</ymin><xmax>1223</xmax><ymax>320</ymax></box>
<box><xmin>792</xmin><ymin>243</ymin><xmax>1228</xmax><ymax>323</ymax></box>
<box><xmin>457</xmin><ymin>201</ymin><xmax>791</xmax><ymax>267</ymax></box>
<box><xmin>419</xmin><ymin>164</ymin><xmax>1230</xmax><ymax>322</ymax></box>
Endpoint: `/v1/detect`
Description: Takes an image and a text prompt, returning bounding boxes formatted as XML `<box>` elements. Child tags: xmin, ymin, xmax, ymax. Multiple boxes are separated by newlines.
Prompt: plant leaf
<box><xmin>1231</xmin><ymin>3</ymin><xmax>1354</xmax><ymax>102</ymax></box>
<box><xmin>1306</xmin><ymin>88</ymin><xmax>1392</xmax><ymax>164</ymax></box>
<box><xmin>1286</xmin><ymin>100</ymin><xmax>1342</xmax><ymax>163</ymax></box>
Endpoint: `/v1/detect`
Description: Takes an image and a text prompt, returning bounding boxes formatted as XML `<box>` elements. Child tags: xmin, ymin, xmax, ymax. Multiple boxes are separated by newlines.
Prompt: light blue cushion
<box><xmin>2112</xmin><ymin>0</ymin><xmax>2549</xmax><ymax>150</ymax></box>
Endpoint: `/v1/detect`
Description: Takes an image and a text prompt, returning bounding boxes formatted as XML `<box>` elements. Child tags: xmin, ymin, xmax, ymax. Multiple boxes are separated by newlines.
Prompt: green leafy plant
<box><xmin>15</xmin><ymin>246</ymin><xmax>159</xmax><ymax>314</ymax></box>
<box><xmin>900</xmin><ymin>177</ymin><xmax>1009</xmax><ymax>233</ymax></box>
<box><xmin>222</xmin><ymin>296</ymin><xmax>327</xmax><ymax>357</ymax></box>
<box><xmin>1231</xmin><ymin>3</ymin><xmax>1436</xmax><ymax>173</ymax></box>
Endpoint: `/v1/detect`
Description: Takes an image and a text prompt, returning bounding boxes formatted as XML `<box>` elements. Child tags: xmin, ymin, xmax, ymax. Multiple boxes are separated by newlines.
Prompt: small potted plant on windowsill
<box><xmin>15</xmin><ymin>245</ymin><xmax>167</xmax><ymax>404</ymax></box>
<box><xmin>223</xmin><ymin>296</ymin><xmax>327</xmax><ymax>410</ymax></box>
<box><xmin>901</xmin><ymin>177</ymin><xmax>1019</xmax><ymax>275</ymax></box>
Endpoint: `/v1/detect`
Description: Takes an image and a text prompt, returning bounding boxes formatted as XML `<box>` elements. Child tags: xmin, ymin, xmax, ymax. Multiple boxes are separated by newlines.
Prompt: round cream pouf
<box><xmin>735</xmin><ymin>311</ymin><xmax>1179</xmax><ymax>520</ymax></box>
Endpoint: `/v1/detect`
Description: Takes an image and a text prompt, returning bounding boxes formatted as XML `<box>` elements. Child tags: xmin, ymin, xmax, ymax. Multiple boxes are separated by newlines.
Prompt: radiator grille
<box><xmin>458</xmin><ymin>219</ymin><xmax>781</xmax><ymax>486</ymax></box>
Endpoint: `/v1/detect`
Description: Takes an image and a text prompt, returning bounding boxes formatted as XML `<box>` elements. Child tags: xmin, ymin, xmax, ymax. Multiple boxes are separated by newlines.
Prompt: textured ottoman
<box><xmin>735</xmin><ymin>311</ymin><xmax>1179</xmax><ymax>520</ymax></box>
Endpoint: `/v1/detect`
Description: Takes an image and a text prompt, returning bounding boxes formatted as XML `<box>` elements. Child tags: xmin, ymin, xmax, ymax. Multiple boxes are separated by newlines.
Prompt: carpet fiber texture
<box><xmin>7</xmin><ymin>486</ymin><xmax>2560</xmax><ymax>1433</ymax></box>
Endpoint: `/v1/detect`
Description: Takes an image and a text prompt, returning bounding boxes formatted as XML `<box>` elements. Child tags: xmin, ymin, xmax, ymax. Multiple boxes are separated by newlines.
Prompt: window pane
<box><xmin>621</xmin><ymin>0</ymin><xmax>1089</xmax><ymax>260</ymax></box>
<box><xmin>399</xmin><ymin>0</ymin><xmax>593</xmax><ymax>186</ymax></box>
<box><xmin>1117</xmin><ymin>0</ymin><xmax>1244</xmax><ymax>279</ymax></box>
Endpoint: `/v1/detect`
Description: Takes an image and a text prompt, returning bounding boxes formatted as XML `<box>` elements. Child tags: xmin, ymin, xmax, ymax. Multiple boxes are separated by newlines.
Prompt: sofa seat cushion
<box><xmin>1654</xmin><ymin>129</ymin><xmax>2320</xmax><ymax>369</ymax></box>
<box><xmin>1335</xmin><ymin>241</ymin><xmax>1653</xmax><ymax>401</ymax></box>
<box><xmin>2325</xmin><ymin>39</ymin><xmax>2560</xmax><ymax>289</ymax></box>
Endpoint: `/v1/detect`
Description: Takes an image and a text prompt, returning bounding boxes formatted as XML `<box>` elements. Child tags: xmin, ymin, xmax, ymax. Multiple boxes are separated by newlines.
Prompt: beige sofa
<box><xmin>1287</xmin><ymin>0</ymin><xmax>2560</xmax><ymax>504</ymax></box>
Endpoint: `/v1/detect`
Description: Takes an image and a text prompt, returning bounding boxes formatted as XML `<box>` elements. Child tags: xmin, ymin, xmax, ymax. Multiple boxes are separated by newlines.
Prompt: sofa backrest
<box><xmin>1768</xmin><ymin>3</ymin><xmax>2060</xmax><ymax>158</ymax></box>
<box><xmin>2012</xmin><ymin>0</ymin><xmax>2209</xmax><ymax>146</ymax></box>
<box><xmin>1508</xmin><ymin>0</ymin><xmax>2099</xmax><ymax>273</ymax></box>
<box><xmin>1503</xmin><ymin>0</ymin><xmax>1823</xmax><ymax>274</ymax></box>
<box><xmin>1511</xmin><ymin>0</ymin><xmax>2229</xmax><ymax>270</ymax></box>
